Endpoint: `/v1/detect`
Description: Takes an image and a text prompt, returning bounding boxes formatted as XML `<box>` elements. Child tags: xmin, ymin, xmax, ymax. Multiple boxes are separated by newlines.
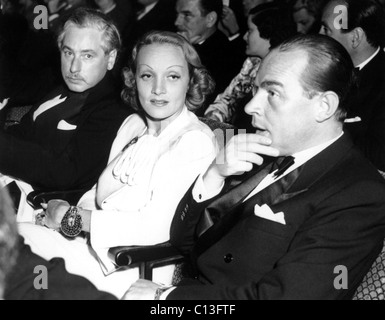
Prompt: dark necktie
<box><xmin>270</xmin><ymin>156</ymin><xmax>295</xmax><ymax>178</ymax></box>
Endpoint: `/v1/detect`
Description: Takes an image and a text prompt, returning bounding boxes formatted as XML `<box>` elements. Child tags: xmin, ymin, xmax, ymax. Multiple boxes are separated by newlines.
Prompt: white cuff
<box><xmin>192</xmin><ymin>174</ymin><xmax>224</xmax><ymax>203</ymax></box>
<box><xmin>228</xmin><ymin>33</ymin><xmax>240</xmax><ymax>42</ymax></box>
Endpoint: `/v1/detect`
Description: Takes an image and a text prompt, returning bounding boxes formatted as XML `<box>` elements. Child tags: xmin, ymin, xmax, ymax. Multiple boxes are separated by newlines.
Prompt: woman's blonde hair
<box><xmin>121</xmin><ymin>31</ymin><xmax>215</xmax><ymax>112</ymax></box>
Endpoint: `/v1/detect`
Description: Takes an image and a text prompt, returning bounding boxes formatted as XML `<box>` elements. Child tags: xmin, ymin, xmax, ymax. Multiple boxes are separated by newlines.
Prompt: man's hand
<box><xmin>203</xmin><ymin>134</ymin><xmax>280</xmax><ymax>190</ymax></box>
<box><xmin>122</xmin><ymin>280</ymin><xmax>163</xmax><ymax>300</ymax></box>
<box><xmin>41</xmin><ymin>199</ymin><xmax>70</xmax><ymax>230</ymax></box>
<box><xmin>220</xmin><ymin>6</ymin><xmax>240</xmax><ymax>36</ymax></box>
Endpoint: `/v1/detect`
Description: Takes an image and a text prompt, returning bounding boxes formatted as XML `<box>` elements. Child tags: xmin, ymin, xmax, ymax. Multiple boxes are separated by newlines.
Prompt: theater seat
<box><xmin>353</xmin><ymin>239</ymin><xmax>385</xmax><ymax>300</ymax></box>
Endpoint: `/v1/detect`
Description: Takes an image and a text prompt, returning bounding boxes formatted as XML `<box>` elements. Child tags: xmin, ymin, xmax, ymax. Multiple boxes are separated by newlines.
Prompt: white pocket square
<box><xmin>57</xmin><ymin>120</ymin><xmax>77</xmax><ymax>131</ymax></box>
<box><xmin>254</xmin><ymin>204</ymin><xmax>286</xmax><ymax>225</ymax></box>
<box><xmin>344</xmin><ymin>116</ymin><xmax>362</xmax><ymax>123</ymax></box>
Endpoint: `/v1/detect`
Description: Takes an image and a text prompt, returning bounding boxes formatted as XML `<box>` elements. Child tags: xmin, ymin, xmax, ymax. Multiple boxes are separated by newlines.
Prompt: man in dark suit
<box><xmin>46</xmin><ymin>0</ymin><xmax>88</xmax><ymax>35</ymax></box>
<box><xmin>124</xmin><ymin>35</ymin><xmax>385</xmax><ymax>300</ymax></box>
<box><xmin>124</xmin><ymin>0</ymin><xmax>177</xmax><ymax>50</ymax></box>
<box><xmin>0</xmin><ymin>8</ymin><xmax>130</xmax><ymax>192</ymax></box>
<box><xmin>175</xmin><ymin>0</ymin><xmax>244</xmax><ymax>114</ymax></box>
<box><xmin>93</xmin><ymin>0</ymin><xmax>135</xmax><ymax>35</ymax></box>
<box><xmin>320</xmin><ymin>0</ymin><xmax>385</xmax><ymax>171</ymax></box>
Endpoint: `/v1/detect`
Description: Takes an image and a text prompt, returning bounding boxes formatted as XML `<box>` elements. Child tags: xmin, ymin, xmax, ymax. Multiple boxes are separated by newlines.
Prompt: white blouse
<box><xmin>77</xmin><ymin>107</ymin><xmax>217</xmax><ymax>272</ymax></box>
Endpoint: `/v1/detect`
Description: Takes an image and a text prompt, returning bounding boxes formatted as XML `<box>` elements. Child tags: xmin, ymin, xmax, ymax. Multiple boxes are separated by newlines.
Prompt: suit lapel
<box><xmin>193</xmin><ymin>135</ymin><xmax>355</xmax><ymax>258</ymax></box>
<box><xmin>202</xmin><ymin>162</ymin><xmax>273</xmax><ymax>226</ymax></box>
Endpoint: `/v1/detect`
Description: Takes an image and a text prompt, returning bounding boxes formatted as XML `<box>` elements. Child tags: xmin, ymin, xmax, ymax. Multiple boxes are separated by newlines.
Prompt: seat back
<box><xmin>198</xmin><ymin>117</ymin><xmax>238</xmax><ymax>150</ymax></box>
<box><xmin>1</xmin><ymin>105</ymin><xmax>32</xmax><ymax>129</ymax></box>
<box><xmin>353</xmin><ymin>239</ymin><xmax>385</xmax><ymax>300</ymax></box>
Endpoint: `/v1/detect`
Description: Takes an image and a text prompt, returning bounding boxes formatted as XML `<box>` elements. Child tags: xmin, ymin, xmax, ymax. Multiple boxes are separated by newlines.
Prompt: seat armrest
<box><xmin>108</xmin><ymin>242</ymin><xmax>185</xmax><ymax>280</ymax></box>
<box><xmin>26</xmin><ymin>189</ymin><xmax>87</xmax><ymax>209</ymax></box>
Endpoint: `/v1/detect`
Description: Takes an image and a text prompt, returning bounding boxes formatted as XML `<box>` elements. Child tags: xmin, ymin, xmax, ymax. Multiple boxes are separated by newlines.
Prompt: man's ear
<box><xmin>206</xmin><ymin>12</ymin><xmax>218</xmax><ymax>28</ymax></box>
<box><xmin>315</xmin><ymin>91</ymin><xmax>340</xmax><ymax>122</ymax></box>
<box><xmin>351</xmin><ymin>27</ymin><xmax>365</xmax><ymax>49</ymax></box>
<box><xmin>107</xmin><ymin>49</ymin><xmax>118</xmax><ymax>70</ymax></box>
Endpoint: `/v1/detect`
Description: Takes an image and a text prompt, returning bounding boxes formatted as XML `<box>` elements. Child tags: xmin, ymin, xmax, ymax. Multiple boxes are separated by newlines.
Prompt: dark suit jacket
<box><xmin>124</xmin><ymin>0</ymin><xmax>177</xmax><ymax>50</ymax></box>
<box><xmin>4</xmin><ymin>237</ymin><xmax>117</xmax><ymax>300</ymax></box>
<box><xmin>169</xmin><ymin>135</ymin><xmax>385</xmax><ymax>300</ymax></box>
<box><xmin>0</xmin><ymin>73</ymin><xmax>131</xmax><ymax>191</ymax></box>
<box><xmin>194</xmin><ymin>30</ymin><xmax>244</xmax><ymax>115</ymax></box>
<box><xmin>344</xmin><ymin>49</ymin><xmax>385</xmax><ymax>171</ymax></box>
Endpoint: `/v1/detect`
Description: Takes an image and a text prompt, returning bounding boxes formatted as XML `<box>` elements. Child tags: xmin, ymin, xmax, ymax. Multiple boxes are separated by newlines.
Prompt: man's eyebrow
<box><xmin>260</xmin><ymin>80</ymin><xmax>284</xmax><ymax>89</ymax></box>
<box><xmin>61</xmin><ymin>45</ymin><xmax>98</xmax><ymax>55</ymax></box>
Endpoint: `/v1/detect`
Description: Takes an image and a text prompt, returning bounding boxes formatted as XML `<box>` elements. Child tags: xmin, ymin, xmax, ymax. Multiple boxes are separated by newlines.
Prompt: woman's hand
<box><xmin>41</xmin><ymin>200</ymin><xmax>70</xmax><ymax>230</ymax></box>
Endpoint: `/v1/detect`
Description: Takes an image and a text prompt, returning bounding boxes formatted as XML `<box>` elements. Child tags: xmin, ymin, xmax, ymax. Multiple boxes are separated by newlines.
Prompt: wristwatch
<box><xmin>60</xmin><ymin>206</ymin><xmax>83</xmax><ymax>238</ymax></box>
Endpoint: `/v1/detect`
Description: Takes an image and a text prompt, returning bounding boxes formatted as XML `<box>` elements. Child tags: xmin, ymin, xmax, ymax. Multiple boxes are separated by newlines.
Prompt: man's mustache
<box><xmin>65</xmin><ymin>74</ymin><xmax>85</xmax><ymax>82</ymax></box>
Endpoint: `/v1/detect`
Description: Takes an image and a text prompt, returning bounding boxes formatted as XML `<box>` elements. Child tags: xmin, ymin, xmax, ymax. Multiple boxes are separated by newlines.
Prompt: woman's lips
<box><xmin>150</xmin><ymin>99</ymin><xmax>169</xmax><ymax>107</ymax></box>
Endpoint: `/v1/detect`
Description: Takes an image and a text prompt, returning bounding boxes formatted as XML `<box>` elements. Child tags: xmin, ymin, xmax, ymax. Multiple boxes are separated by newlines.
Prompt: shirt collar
<box><xmin>356</xmin><ymin>47</ymin><xmax>380</xmax><ymax>70</ymax></box>
<box><xmin>290</xmin><ymin>132</ymin><xmax>344</xmax><ymax>170</ymax></box>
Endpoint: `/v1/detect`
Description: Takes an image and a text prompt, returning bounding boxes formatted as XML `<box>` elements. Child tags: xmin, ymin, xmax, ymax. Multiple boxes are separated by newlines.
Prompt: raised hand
<box><xmin>203</xmin><ymin>133</ymin><xmax>280</xmax><ymax>190</ymax></box>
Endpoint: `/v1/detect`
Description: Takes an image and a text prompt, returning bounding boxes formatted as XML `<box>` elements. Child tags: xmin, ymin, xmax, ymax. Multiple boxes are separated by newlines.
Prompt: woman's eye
<box><xmin>168</xmin><ymin>74</ymin><xmax>181</xmax><ymax>81</ymax></box>
<box><xmin>140</xmin><ymin>74</ymin><xmax>152</xmax><ymax>80</ymax></box>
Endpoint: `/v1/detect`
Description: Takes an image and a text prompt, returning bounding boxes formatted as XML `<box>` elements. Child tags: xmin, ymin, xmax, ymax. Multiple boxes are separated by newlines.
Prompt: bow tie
<box><xmin>270</xmin><ymin>156</ymin><xmax>295</xmax><ymax>178</ymax></box>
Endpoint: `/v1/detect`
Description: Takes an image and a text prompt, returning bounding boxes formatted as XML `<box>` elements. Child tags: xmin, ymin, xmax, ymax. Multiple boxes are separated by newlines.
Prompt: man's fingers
<box><xmin>231</xmin><ymin>161</ymin><xmax>254</xmax><ymax>176</ymax></box>
<box><xmin>242</xmin><ymin>143</ymin><xmax>280</xmax><ymax>158</ymax></box>
<box><xmin>228</xmin><ymin>134</ymin><xmax>280</xmax><ymax>158</ymax></box>
<box><xmin>231</xmin><ymin>133</ymin><xmax>272</xmax><ymax>146</ymax></box>
<box><xmin>228</xmin><ymin>142</ymin><xmax>279</xmax><ymax>159</ymax></box>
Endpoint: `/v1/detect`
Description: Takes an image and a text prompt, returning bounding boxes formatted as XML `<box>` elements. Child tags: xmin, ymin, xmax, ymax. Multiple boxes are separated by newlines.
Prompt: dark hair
<box><xmin>250</xmin><ymin>2</ymin><xmax>298</xmax><ymax>48</ymax></box>
<box><xmin>199</xmin><ymin>0</ymin><xmax>223</xmax><ymax>22</ymax></box>
<box><xmin>0</xmin><ymin>187</ymin><xmax>18</xmax><ymax>298</ymax></box>
<box><xmin>340</xmin><ymin>0</ymin><xmax>385</xmax><ymax>48</ymax></box>
<box><xmin>276</xmin><ymin>34</ymin><xmax>356</xmax><ymax>121</ymax></box>
<box><xmin>121</xmin><ymin>31</ymin><xmax>215</xmax><ymax>112</ymax></box>
<box><xmin>57</xmin><ymin>7</ymin><xmax>121</xmax><ymax>54</ymax></box>
<box><xmin>291</xmin><ymin>0</ymin><xmax>329</xmax><ymax>19</ymax></box>
<box><xmin>290</xmin><ymin>0</ymin><xmax>329</xmax><ymax>33</ymax></box>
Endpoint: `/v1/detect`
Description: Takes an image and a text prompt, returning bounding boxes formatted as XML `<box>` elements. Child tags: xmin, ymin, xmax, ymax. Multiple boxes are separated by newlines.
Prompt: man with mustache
<box><xmin>0</xmin><ymin>8</ymin><xmax>130</xmax><ymax>202</ymax></box>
